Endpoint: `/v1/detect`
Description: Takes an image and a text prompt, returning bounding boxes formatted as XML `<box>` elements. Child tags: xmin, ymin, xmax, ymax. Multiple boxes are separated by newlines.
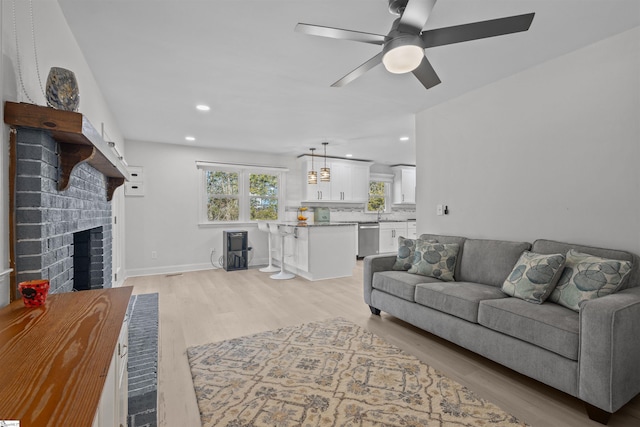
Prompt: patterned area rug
<box><xmin>187</xmin><ymin>318</ymin><xmax>529</xmax><ymax>427</ymax></box>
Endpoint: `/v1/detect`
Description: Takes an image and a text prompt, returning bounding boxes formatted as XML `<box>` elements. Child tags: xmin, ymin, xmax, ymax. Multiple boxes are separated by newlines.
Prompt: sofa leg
<box><xmin>585</xmin><ymin>404</ymin><xmax>611</xmax><ymax>425</ymax></box>
<box><xmin>369</xmin><ymin>306</ymin><xmax>381</xmax><ymax>316</ymax></box>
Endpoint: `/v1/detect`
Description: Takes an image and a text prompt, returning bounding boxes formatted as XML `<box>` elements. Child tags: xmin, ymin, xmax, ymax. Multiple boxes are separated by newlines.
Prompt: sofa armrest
<box><xmin>579</xmin><ymin>286</ymin><xmax>640</xmax><ymax>412</ymax></box>
<box><xmin>363</xmin><ymin>254</ymin><xmax>397</xmax><ymax>305</ymax></box>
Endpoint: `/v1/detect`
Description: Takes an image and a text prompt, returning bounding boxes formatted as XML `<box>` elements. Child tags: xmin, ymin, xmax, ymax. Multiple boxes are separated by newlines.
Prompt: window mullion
<box><xmin>239</xmin><ymin>171</ymin><xmax>247</xmax><ymax>222</ymax></box>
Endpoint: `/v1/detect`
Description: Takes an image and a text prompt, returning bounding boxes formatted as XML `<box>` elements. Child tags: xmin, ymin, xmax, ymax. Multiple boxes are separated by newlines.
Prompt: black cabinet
<box><xmin>223</xmin><ymin>230</ymin><xmax>248</xmax><ymax>271</ymax></box>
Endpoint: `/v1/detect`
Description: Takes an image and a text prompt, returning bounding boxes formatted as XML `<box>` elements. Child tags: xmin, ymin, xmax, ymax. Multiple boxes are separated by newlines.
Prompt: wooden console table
<box><xmin>0</xmin><ymin>287</ymin><xmax>132</xmax><ymax>426</ymax></box>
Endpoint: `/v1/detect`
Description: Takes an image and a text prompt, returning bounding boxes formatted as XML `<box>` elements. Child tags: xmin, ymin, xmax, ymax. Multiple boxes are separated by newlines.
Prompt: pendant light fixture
<box><xmin>320</xmin><ymin>142</ymin><xmax>331</xmax><ymax>182</ymax></box>
<box><xmin>307</xmin><ymin>148</ymin><xmax>318</xmax><ymax>184</ymax></box>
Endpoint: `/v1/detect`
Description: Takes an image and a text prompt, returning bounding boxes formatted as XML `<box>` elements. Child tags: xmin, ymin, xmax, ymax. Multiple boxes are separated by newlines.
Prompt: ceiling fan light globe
<box><xmin>382</xmin><ymin>34</ymin><xmax>424</xmax><ymax>74</ymax></box>
<box><xmin>383</xmin><ymin>44</ymin><xmax>423</xmax><ymax>73</ymax></box>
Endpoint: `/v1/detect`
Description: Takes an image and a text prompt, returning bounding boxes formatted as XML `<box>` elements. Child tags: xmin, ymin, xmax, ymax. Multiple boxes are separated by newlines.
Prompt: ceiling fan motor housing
<box><xmin>388</xmin><ymin>0</ymin><xmax>409</xmax><ymax>16</ymax></box>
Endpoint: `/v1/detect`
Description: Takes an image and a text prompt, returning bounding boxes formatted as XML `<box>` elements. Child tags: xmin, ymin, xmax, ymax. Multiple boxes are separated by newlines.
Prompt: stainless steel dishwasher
<box><xmin>357</xmin><ymin>222</ymin><xmax>379</xmax><ymax>258</ymax></box>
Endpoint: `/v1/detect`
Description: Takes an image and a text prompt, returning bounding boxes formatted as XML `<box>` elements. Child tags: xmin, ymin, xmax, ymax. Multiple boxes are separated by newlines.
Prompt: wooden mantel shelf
<box><xmin>3</xmin><ymin>101</ymin><xmax>130</xmax><ymax>200</ymax></box>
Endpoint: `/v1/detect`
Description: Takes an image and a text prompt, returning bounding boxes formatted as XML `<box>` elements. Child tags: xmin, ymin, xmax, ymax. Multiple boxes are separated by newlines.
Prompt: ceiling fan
<box><xmin>295</xmin><ymin>0</ymin><xmax>535</xmax><ymax>90</ymax></box>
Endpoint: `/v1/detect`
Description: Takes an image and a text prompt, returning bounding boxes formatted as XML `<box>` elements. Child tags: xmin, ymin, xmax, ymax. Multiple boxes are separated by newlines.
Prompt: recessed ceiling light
<box><xmin>185</xmin><ymin>136</ymin><xmax>196</xmax><ymax>141</ymax></box>
<box><xmin>399</xmin><ymin>136</ymin><xmax>410</xmax><ymax>141</ymax></box>
<box><xmin>345</xmin><ymin>154</ymin><xmax>353</xmax><ymax>158</ymax></box>
<box><xmin>196</xmin><ymin>104</ymin><xmax>210</xmax><ymax>111</ymax></box>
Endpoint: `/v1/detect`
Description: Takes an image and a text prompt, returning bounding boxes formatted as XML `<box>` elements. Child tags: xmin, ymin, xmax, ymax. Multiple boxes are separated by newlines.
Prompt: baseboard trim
<box><xmin>126</xmin><ymin>263</ymin><xmax>217</xmax><ymax>278</ymax></box>
<box><xmin>124</xmin><ymin>258</ymin><xmax>269</xmax><ymax>279</ymax></box>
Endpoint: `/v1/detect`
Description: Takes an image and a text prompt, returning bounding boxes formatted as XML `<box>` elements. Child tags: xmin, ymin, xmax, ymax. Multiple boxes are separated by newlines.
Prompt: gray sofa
<box><xmin>364</xmin><ymin>234</ymin><xmax>640</xmax><ymax>424</ymax></box>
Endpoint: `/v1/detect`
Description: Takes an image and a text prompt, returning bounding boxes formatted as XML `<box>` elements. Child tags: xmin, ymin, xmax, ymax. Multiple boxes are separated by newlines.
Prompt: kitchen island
<box><xmin>272</xmin><ymin>222</ymin><xmax>357</xmax><ymax>281</ymax></box>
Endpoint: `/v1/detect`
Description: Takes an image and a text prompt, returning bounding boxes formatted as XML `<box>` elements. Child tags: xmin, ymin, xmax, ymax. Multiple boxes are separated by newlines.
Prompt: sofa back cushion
<box><xmin>418</xmin><ymin>234</ymin><xmax>466</xmax><ymax>280</ymax></box>
<box><xmin>458</xmin><ymin>239</ymin><xmax>531</xmax><ymax>287</ymax></box>
<box><xmin>532</xmin><ymin>239</ymin><xmax>639</xmax><ymax>290</ymax></box>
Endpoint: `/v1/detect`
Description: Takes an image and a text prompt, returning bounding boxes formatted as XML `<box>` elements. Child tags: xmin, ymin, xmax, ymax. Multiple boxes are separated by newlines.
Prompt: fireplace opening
<box><xmin>73</xmin><ymin>227</ymin><xmax>105</xmax><ymax>291</ymax></box>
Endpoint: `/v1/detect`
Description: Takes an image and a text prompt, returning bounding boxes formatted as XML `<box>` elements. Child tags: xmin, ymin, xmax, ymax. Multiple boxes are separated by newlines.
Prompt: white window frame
<box><xmin>197</xmin><ymin>161</ymin><xmax>288</xmax><ymax>225</ymax></box>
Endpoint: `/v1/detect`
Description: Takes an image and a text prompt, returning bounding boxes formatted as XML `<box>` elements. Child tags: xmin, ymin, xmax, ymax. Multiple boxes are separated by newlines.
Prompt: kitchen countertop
<box><xmin>271</xmin><ymin>221</ymin><xmax>357</xmax><ymax>227</ymax></box>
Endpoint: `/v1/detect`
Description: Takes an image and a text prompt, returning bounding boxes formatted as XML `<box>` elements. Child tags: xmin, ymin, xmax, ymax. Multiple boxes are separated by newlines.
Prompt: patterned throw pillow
<box><xmin>392</xmin><ymin>237</ymin><xmax>437</xmax><ymax>271</ymax></box>
<box><xmin>549</xmin><ymin>249</ymin><xmax>632</xmax><ymax>311</ymax></box>
<box><xmin>502</xmin><ymin>251</ymin><xmax>566</xmax><ymax>304</ymax></box>
<box><xmin>392</xmin><ymin>236</ymin><xmax>416</xmax><ymax>271</ymax></box>
<box><xmin>408</xmin><ymin>242</ymin><xmax>459</xmax><ymax>282</ymax></box>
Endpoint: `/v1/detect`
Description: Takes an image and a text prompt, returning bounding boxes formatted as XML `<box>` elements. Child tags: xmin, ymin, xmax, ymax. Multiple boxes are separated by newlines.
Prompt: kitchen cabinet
<box><xmin>379</xmin><ymin>221</ymin><xmax>408</xmax><ymax>254</ymax></box>
<box><xmin>407</xmin><ymin>221</ymin><xmax>417</xmax><ymax>239</ymax></box>
<box><xmin>350</xmin><ymin>163</ymin><xmax>370</xmax><ymax>202</ymax></box>
<box><xmin>87</xmin><ymin>299</ymin><xmax>131</xmax><ymax>427</ymax></box>
<box><xmin>284</xmin><ymin>225</ymin><xmax>309</xmax><ymax>272</ymax></box>
<box><xmin>392</xmin><ymin>166</ymin><xmax>416</xmax><ymax>204</ymax></box>
<box><xmin>331</xmin><ymin>161</ymin><xmax>352</xmax><ymax>201</ymax></box>
<box><xmin>299</xmin><ymin>156</ymin><xmax>372</xmax><ymax>203</ymax></box>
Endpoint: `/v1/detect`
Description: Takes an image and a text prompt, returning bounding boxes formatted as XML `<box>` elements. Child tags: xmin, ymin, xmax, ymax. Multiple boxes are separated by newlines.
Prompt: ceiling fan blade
<box><xmin>412</xmin><ymin>55</ymin><xmax>441</xmax><ymax>90</ymax></box>
<box><xmin>398</xmin><ymin>0</ymin><xmax>438</xmax><ymax>34</ymax></box>
<box><xmin>331</xmin><ymin>52</ymin><xmax>384</xmax><ymax>87</ymax></box>
<box><xmin>295</xmin><ymin>23</ymin><xmax>385</xmax><ymax>45</ymax></box>
<box><xmin>422</xmin><ymin>13</ymin><xmax>535</xmax><ymax>48</ymax></box>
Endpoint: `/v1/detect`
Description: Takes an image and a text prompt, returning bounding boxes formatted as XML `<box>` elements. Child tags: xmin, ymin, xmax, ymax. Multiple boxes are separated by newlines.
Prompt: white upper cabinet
<box><xmin>350</xmin><ymin>163</ymin><xmax>370</xmax><ymax>202</ymax></box>
<box><xmin>392</xmin><ymin>166</ymin><xmax>416</xmax><ymax>204</ymax></box>
<box><xmin>300</xmin><ymin>157</ymin><xmax>331</xmax><ymax>201</ymax></box>
<box><xmin>300</xmin><ymin>156</ymin><xmax>371</xmax><ymax>203</ymax></box>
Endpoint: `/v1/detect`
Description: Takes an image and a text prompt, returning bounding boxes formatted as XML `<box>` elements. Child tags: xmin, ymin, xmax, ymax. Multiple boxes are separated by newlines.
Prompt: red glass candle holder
<box><xmin>18</xmin><ymin>279</ymin><xmax>50</xmax><ymax>307</ymax></box>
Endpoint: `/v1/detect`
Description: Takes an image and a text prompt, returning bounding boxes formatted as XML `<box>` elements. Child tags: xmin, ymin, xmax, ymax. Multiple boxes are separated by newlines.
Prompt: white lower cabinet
<box><xmin>407</xmin><ymin>221</ymin><xmax>417</xmax><ymax>239</ymax></box>
<box><xmin>93</xmin><ymin>317</ymin><xmax>129</xmax><ymax>427</ymax></box>
<box><xmin>379</xmin><ymin>222</ymin><xmax>409</xmax><ymax>254</ymax></box>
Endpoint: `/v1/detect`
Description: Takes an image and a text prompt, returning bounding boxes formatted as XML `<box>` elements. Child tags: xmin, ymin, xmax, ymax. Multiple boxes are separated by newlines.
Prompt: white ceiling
<box><xmin>58</xmin><ymin>0</ymin><xmax>640</xmax><ymax>165</ymax></box>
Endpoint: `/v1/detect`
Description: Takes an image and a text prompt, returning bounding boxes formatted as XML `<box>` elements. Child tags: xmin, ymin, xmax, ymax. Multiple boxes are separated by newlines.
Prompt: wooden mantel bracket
<box><xmin>58</xmin><ymin>144</ymin><xmax>96</xmax><ymax>191</ymax></box>
<box><xmin>107</xmin><ymin>177</ymin><xmax>125</xmax><ymax>201</ymax></box>
<box><xmin>3</xmin><ymin>101</ymin><xmax>130</xmax><ymax>200</ymax></box>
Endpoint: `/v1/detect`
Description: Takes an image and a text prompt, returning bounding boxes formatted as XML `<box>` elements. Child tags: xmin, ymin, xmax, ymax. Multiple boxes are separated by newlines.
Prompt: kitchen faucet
<box><xmin>377</xmin><ymin>208</ymin><xmax>383</xmax><ymax>222</ymax></box>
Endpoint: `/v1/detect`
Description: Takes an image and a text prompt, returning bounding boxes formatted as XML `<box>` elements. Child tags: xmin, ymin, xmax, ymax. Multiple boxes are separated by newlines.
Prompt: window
<box><xmin>367</xmin><ymin>181</ymin><xmax>387</xmax><ymax>212</ymax></box>
<box><xmin>198</xmin><ymin>162</ymin><xmax>287</xmax><ymax>224</ymax></box>
<box><xmin>206</xmin><ymin>170</ymin><xmax>240</xmax><ymax>221</ymax></box>
<box><xmin>249</xmin><ymin>173</ymin><xmax>279</xmax><ymax>220</ymax></box>
<box><xmin>367</xmin><ymin>173</ymin><xmax>393</xmax><ymax>213</ymax></box>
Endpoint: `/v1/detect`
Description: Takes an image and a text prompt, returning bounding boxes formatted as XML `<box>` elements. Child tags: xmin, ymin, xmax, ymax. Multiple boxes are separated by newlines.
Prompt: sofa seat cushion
<box><xmin>372</xmin><ymin>271</ymin><xmax>440</xmax><ymax>302</ymax></box>
<box><xmin>414</xmin><ymin>281</ymin><xmax>508</xmax><ymax>323</ymax></box>
<box><xmin>478</xmin><ymin>298</ymin><xmax>579</xmax><ymax>360</ymax></box>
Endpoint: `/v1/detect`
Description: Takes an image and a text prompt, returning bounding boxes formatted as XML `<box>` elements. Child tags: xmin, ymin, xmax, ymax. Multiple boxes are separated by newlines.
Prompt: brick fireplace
<box><xmin>14</xmin><ymin>128</ymin><xmax>113</xmax><ymax>293</ymax></box>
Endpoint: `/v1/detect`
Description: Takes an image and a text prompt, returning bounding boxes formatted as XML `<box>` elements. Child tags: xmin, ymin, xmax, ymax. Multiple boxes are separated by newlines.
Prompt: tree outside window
<box><xmin>249</xmin><ymin>173</ymin><xmax>279</xmax><ymax>220</ymax></box>
<box><xmin>368</xmin><ymin>181</ymin><xmax>386</xmax><ymax>212</ymax></box>
<box><xmin>206</xmin><ymin>171</ymin><xmax>239</xmax><ymax>221</ymax></box>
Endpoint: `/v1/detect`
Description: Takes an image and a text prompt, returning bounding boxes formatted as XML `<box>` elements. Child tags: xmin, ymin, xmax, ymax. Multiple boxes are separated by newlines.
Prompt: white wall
<box><xmin>1</xmin><ymin>1</ymin><xmax>125</xmax><ymax>305</ymax></box>
<box><xmin>124</xmin><ymin>140</ymin><xmax>299</xmax><ymax>277</ymax></box>
<box><xmin>416</xmin><ymin>27</ymin><xmax>640</xmax><ymax>254</ymax></box>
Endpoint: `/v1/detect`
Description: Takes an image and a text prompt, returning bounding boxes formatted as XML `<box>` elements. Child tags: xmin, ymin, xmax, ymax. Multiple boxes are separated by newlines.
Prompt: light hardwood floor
<box><xmin>125</xmin><ymin>262</ymin><xmax>640</xmax><ymax>427</ymax></box>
